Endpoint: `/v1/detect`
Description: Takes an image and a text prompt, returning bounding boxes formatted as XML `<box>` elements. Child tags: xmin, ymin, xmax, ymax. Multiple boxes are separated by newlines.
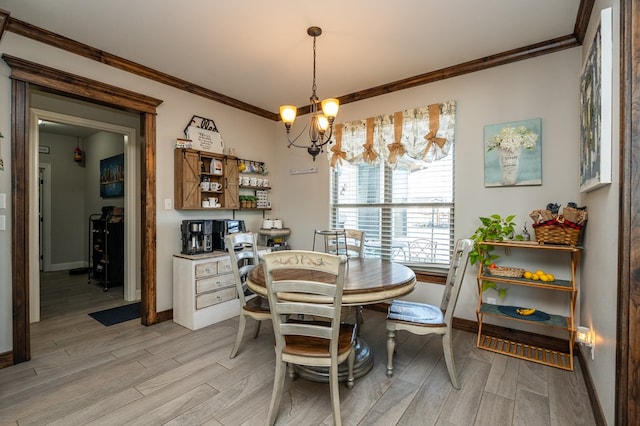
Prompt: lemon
<box><xmin>531</xmin><ymin>273</ymin><xmax>540</xmax><ymax>281</ymax></box>
<box><xmin>539</xmin><ymin>274</ymin><xmax>549</xmax><ymax>282</ymax></box>
<box><xmin>546</xmin><ymin>274</ymin><xmax>555</xmax><ymax>282</ymax></box>
<box><xmin>535</xmin><ymin>270</ymin><xmax>545</xmax><ymax>276</ymax></box>
<box><xmin>523</xmin><ymin>271</ymin><xmax>533</xmax><ymax>279</ymax></box>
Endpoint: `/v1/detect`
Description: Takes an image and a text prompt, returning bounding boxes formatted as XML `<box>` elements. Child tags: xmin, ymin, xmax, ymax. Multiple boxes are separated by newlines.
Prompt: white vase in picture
<box><xmin>498</xmin><ymin>146</ymin><xmax>521</xmax><ymax>185</ymax></box>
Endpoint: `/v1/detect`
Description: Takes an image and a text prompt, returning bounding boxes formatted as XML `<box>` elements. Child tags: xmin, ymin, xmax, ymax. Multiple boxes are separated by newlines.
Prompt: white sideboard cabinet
<box><xmin>173</xmin><ymin>252</ymin><xmax>240</xmax><ymax>330</ymax></box>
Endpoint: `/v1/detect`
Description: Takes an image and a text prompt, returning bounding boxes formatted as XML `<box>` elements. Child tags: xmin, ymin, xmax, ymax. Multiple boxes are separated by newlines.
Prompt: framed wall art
<box><xmin>484</xmin><ymin>118</ymin><xmax>542</xmax><ymax>187</ymax></box>
<box><xmin>100</xmin><ymin>153</ymin><xmax>124</xmax><ymax>198</ymax></box>
<box><xmin>580</xmin><ymin>7</ymin><xmax>612</xmax><ymax>193</ymax></box>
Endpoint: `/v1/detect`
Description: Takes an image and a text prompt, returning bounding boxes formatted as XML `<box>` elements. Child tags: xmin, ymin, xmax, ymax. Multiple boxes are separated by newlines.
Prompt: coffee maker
<box><xmin>180</xmin><ymin>220</ymin><xmax>214</xmax><ymax>255</ymax></box>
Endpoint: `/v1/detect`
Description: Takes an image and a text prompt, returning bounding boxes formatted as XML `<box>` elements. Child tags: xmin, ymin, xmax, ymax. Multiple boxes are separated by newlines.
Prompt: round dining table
<box><xmin>247</xmin><ymin>257</ymin><xmax>416</xmax><ymax>382</ymax></box>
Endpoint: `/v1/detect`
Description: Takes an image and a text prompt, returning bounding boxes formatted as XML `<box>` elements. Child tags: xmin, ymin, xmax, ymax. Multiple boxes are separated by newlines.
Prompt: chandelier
<box><xmin>280</xmin><ymin>26</ymin><xmax>339</xmax><ymax>161</ymax></box>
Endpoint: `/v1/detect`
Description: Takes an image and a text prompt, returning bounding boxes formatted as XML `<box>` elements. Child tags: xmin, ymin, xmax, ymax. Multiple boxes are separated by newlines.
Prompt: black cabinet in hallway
<box><xmin>88</xmin><ymin>207</ymin><xmax>124</xmax><ymax>291</ymax></box>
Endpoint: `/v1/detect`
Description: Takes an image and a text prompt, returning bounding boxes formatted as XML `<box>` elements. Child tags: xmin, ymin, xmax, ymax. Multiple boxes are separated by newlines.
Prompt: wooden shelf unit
<box><xmin>475</xmin><ymin>241</ymin><xmax>581</xmax><ymax>371</ymax></box>
<box><xmin>174</xmin><ymin>148</ymin><xmax>239</xmax><ymax>210</ymax></box>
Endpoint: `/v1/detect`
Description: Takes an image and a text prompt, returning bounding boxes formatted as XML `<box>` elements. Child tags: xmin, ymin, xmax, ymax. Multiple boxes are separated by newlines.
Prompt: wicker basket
<box><xmin>533</xmin><ymin>218</ymin><xmax>585</xmax><ymax>245</ymax></box>
<box><xmin>486</xmin><ymin>266</ymin><xmax>525</xmax><ymax>278</ymax></box>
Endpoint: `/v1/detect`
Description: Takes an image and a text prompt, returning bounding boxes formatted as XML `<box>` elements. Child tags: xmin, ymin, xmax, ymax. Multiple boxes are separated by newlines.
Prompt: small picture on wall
<box><xmin>483</xmin><ymin>118</ymin><xmax>542</xmax><ymax>187</ymax></box>
<box><xmin>100</xmin><ymin>153</ymin><xmax>124</xmax><ymax>198</ymax></box>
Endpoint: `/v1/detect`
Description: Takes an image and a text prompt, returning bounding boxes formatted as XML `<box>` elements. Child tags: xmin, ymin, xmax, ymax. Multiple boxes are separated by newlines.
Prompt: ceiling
<box><xmin>1</xmin><ymin>1</ymin><xmax>582</xmax><ymax>116</ymax></box>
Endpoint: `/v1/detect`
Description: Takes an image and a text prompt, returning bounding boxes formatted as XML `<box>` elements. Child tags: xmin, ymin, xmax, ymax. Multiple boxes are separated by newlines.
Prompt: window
<box><xmin>329</xmin><ymin>102</ymin><xmax>456</xmax><ymax>270</ymax></box>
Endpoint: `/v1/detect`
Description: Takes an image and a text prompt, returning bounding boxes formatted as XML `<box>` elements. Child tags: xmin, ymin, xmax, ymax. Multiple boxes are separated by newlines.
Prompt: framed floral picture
<box><xmin>580</xmin><ymin>7</ymin><xmax>612</xmax><ymax>193</ymax></box>
<box><xmin>484</xmin><ymin>118</ymin><xmax>542</xmax><ymax>187</ymax></box>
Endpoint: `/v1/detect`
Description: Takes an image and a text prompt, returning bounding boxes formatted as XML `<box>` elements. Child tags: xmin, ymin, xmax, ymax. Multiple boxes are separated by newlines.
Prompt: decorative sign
<box><xmin>186</xmin><ymin>126</ymin><xmax>224</xmax><ymax>154</ymax></box>
<box><xmin>183</xmin><ymin>115</ymin><xmax>224</xmax><ymax>154</ymax></box>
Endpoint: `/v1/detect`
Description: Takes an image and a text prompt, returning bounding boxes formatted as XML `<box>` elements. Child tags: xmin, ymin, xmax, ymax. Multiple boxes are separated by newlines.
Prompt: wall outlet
<box><xmin>487</xmin><ymin>297</ymin><xmax>497</xmax><ymax>305</ymax></box>
<box><xmin>164</xmin><ymin>199</ymin><xmax>172</xmax><ymax>210</ymax></box>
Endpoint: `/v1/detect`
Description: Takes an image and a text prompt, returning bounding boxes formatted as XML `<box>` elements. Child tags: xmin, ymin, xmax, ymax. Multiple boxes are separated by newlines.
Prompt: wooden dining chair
<box><xmin>328</xmin><ymin>228</ymin><xmax>366</xmax><ymax>258</ymax></box>
<box><xmin>385</xmin><ymin>238</ymin><xmax>473</xmax><ymax>389</ymax></box>
<box><xmin>328</xmin><ymin>228</ymin><xmax>366</xmax><ymax>328</ymax></box>
<box><xmin>262</xmin><ymin>250</ymin><xmax>356</xmax><ymax>426</ymax></box>
<box><xmin>225</xmin><ymin>232</ymin><xmax>271</xmax><ymax>359</ymax></box>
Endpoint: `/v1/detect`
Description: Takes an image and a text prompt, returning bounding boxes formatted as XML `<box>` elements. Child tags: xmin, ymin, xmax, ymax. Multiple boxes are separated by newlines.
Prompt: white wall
<box><xmin>0</xmin><ymin>7</ymin><xmax>620</xmax><ymax>422</ymax></box>
<box><xmin>577</xmin><ymin>1</ymin><xmax>618</xmax><ymax>423</ymax></box>
<box><xmin>39</xmin><ymin>132</ymin><xmax>86</xmax><ymax>268</ymax></box>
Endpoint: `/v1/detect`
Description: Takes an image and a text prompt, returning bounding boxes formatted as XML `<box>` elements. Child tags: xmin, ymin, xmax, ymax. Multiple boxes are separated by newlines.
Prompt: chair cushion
<box><xmin>387</xmin><ymin>300</ymin><xmax>444</xmax><ymax>324</ymax></box>
<box><xmin>283</xmin><ymin>323</ymin><xmax>357</xmax><ymax>358</ymax></box>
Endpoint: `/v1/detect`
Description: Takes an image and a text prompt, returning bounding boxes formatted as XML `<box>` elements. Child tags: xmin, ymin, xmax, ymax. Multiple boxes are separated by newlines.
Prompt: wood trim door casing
<box><xmin>4</xmin><ymin>55</ymin><xmax>162</xmax><ymax>363</ymax></box>
<box><xmin>11</xmin><ymin>79</ymin><xmax>29</xmax><ymax>363</ymax></box>
<box><xmin>617</xmin><ymin>0</ymin><xmax>640</xmax><ymax>423</ymax></box>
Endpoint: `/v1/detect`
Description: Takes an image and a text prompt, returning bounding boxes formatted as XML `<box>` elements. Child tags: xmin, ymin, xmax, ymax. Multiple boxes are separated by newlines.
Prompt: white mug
<box><xmin>241</xmin><ymin>176</ymin><xmax>250</xmax><ymax>186</ymax></box>
<box><xmin>256</xmin><ymin>178</ymin><xmax>263</xmax><ymax>186</ymax></box>
<box><xmin>210</xmin><ymin>182</ymin><xmax>222</xmax><ymax>191</ymax></box>
<box><xmin>202</xmin><ymin>200</ymin><xmax>210</xmax><ymax>207</ymax></box>
<box><xmin>262</xmin><ymin>179</ymin><xmax>270</xmax><ymax>187</ymax></box>
<box><xmin>249</xmin><ymin>177</ymin><xmax>258</xmax><ymax>186</ymax></box>
<box><xmin>209</xmin><ymin>197</ymin><xmax>218</xmax><ymax>204</ymax></box>
<box><xmin>200</xmin><ymin>181</ymin><xmax>210</xmax><ymax>191</ymax></box>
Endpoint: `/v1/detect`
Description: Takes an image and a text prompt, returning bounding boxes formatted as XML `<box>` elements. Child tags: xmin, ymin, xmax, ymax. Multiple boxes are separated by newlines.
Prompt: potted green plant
<box><xmin>469</xmin><ymin>214</ymin><xmax>523</xmax><ymax>297</ymax></box>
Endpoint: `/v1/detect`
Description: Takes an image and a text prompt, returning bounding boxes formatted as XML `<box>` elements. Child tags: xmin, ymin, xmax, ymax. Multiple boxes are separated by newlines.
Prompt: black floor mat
<box><xmin>88</xmin><ymin>302</ymin><xmax>140</xmax><ymax>326</ymax></box>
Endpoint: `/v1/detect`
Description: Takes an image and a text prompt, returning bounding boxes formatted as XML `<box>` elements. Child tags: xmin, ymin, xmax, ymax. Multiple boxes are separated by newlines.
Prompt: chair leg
<box><xmin>329</xmin><ymin>363</ymin><xmax>342</xmax><ymax>426</ymax></box>
<box><xmin>386</xmin><ymin>326</ymin><xmax>396</xmax><ymax>377</ymax></box>
<box><xmin>442</xmin><ymin>332</ymin><xmax>460</xmax><ymax>389</ymax></box>
<box><xmin>229</xmin><ymin>313</ymin><xmax>247</xmax><ymax>359</ymax></box>
<box><xmin>267</xmin><ymin>357</ymin><xmax>286</xmax><ymax>426</ymax></box>
<box><xmin>253</xmin><ymin>319</ymin><xmax>262</xmax><ymax>339</ymax></box>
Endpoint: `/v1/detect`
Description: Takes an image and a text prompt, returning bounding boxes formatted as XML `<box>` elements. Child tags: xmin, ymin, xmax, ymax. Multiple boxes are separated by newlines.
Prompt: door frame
<box><xmin>5</xmin><ymin>55</ymin><xmax>163</xmax><ymax>363</ymax></box>
<box><xmin>30</xmin><ymin>109</ymin><xmax>139</xmax><ymax>323</ymax></box>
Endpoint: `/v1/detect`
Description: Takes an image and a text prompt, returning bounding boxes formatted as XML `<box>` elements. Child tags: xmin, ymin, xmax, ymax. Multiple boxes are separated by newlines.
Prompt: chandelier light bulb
<box><xmin>280</xmin><ymin>105</ymin><xmax>297</xmax><ymax>125</ymax></box>
<box><xmin>321</xmin><ymin>98</ymin><xmax>339</xmax><ymax>118</ymax></box>
<box><xmin>317</xmin><ymin>115</ymin><xmax>329</xmax><ymax>132</ymax></box>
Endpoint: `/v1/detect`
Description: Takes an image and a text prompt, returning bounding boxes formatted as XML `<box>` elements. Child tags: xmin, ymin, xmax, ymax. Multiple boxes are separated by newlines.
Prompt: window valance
<box><xmin>329</xmin><ymin>100</ymin><xmax>456</xmax><ymax>168</ymax></box>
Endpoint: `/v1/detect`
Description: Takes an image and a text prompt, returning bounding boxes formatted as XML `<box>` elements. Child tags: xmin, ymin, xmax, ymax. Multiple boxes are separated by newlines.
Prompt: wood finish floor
<box><xmin>0</xmin><ymin>271</ymin><xmax>596</xmax><ymax>425</ymax></box>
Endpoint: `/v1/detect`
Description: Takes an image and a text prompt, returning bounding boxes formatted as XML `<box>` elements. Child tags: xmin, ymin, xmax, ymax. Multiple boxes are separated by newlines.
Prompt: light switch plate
<box><xmin>164</xmin><ymin>198</ymin><xmax>172</xmax><ymax>210</ymax></box>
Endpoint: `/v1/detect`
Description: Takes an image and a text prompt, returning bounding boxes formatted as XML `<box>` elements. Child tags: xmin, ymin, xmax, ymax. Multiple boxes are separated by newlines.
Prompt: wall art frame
<box><xmin>483</xmin><ymin>118</ymin><xmax>542</xmax><ymax>187</ymax></box>
<box><xmin>100</xmin><ymin>153</ymin><xmax>125</xmax><ymax>198</ymax></box>
<box><xmin>579</xmin><ymin>7</ymin><xmax>612</xmax><ymax>193</ymax></box>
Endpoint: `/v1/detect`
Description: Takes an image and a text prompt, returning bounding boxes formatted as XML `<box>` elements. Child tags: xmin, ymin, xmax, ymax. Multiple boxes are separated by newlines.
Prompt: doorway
<box><xmin>29</xmin><ymin>109</ymin><xmax>139</xmax><ymax>323</ymax></box>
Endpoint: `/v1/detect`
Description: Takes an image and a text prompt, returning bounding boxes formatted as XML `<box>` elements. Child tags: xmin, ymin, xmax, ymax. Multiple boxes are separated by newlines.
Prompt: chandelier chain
<box><xmin>311</xmin><ymin>35</ymin><xmax>318</xmax><ymax>99</ymax></box>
